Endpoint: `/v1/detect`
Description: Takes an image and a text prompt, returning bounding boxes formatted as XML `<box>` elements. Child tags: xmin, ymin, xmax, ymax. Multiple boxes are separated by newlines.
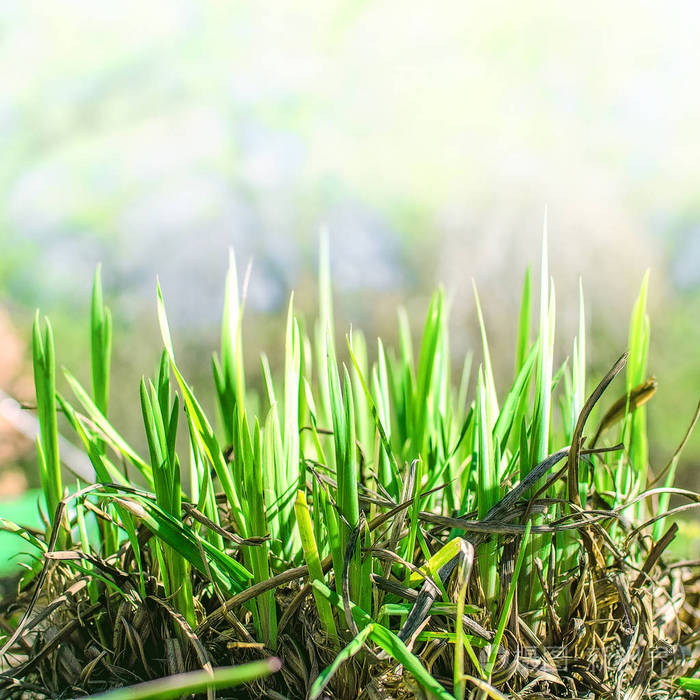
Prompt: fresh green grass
<box><xmin>32</xmin><ymin>312</ymin><xmax>65</xmax><ymax>549</ymax></box>
<box><xmin>81</xmin><ymin>659</ymin><xmax>281</xmax><ymax>700</ymax></box>
<box><xmin>677</xmin><ymin>676</ymin><xmax>700</xmax><ymax>693</ymax></box>
<box><xmin>1</xmin><ymin>234</ymin><xmax>698</xmax><ymax>699</ymax></box>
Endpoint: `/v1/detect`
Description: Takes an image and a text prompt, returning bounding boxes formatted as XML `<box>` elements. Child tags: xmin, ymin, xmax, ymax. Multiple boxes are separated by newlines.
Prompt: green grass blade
<box><xmin>315</xmin><ymin>229</ymin><xmax>335</xmax><ymax>430</ymax></box>
<box><xmin>309</xmin><ymin>625</ymin><xmax>372</xmax><ymax>700</ymax></box>
<box><xmin>262</xmin><ymin>405</ymin><xmax>283</xmax><ymax>549</ymax></box>
<box><xmin>456</xmin><ymin>350</ymin><xmax>473</xmax><ymax>425</ymax></box>
<box><xmin>342</xmin><ymin>365</ymin><xmax>362</xmax><ymax>599</ymax></box>
<box><xmin>241</xmin><ymin>416</ymin><xmax>277</xmax><ymax>647</ymax></box>
<box><xmin>408</xmin><ymin>538</ymin><xmax>469</xmax><ymax>586</ymax></box>
<box><xmin>572</xmin><ymin>279</ymin><xmax>587</xmax><ymax>504</ymax></box>
<box><xmin>473</xmin><ymin>281</ymin><xmax>499</xmax><ymax>429</ymax></box>
<box><xmin>138</xmin><ymin>367</ymin><xmax>194</xmax><ymax>625</ymax></box>
<box><xmin>214</xmin><ymin>248</ymin><xmax>246</xmax><ymax>445</ymax></box>
<box><xmin>521</xmin><ymin>218</ymin><xmax>555</xmax><ymax>613</ymax></box>
<box><xmin>79</xmin><ymin>659</ymin><xmax>281</xmax><ymax>700</ymax></box>
<box><xmin>350</xmin><ymin>329</ymin><xmax>372</xmax><ymax>479</ymax></box>
<box><xmin>32</xmin><ymin>313</ymin><xmax>64</xmax><ymax>541</ymax></box>
<box><xmin>573</xmin><ymin>279</ymin><xmax>586</xmax><ymax>423</ymax></box>
<box><xmin>623</xmin><ymin>270</ymin><xmax>651</xmax><ymax>504</ymax></box>
<box><xmin>485</xmin><ymin>520</ymin><xmax>532</xmax><ymax>679</ymax></box>
<box><xmin>530</xmin><ymin>281</ymin><xmax>554</xmax><ymax>471</ymax></box>
<box><xmin>90</xmin><ymin>263</ymin><xmax>112</xmax><ymax>417</ymax></box>
<box><xmin>677</xmin><ymin>677</ymin><xmax>700</xmax><ymax>692</ymax></box>
<box><xmin>59</xmin><ymin>396</ymin><xmax>128</xmax><ymax>486</ymax></box>
<box><xmin>347</xmin><ymin>336</ymin><xmax>400</xmax><ymax>489</ymax></box>
<box><xmin>413</xmin><ymin>288</ymin><xmax>444</xmax><ymax>452</ymax></box>
<box><xmin>493</xmin><ymin>343</ymin><xmax>537</xmax><ymax>461</ymax></box>
<box><xmin>156</xmin><ymin>282</ymin><xmax>245</xmax><ymax>534</ymax></box>
<box><xmin>295</xmin><ymin>490</ymin><xmax>337</xmax><ymax>640</ymax></box>
<box><xmin>63</xmin><ymin>369</ymin><xmax>152</xmax><ymax>485</ymax></box>
<box><xmin>0</xmin><ymin>517</ymin><xmax>48</xmax><ymax>553</ymax></box>
<box><xmin>282</xmin><ymin>295</ymin><xmax>302</xmax><ymax>553</ymax></box>
<box><xmin>515</xmin><ymin>267</ymin><xmax>532</xmax><ymax>375</ymax></box>
<box><xmin>475</xmin><ymin>368</ymin><xmax>499</xmax><ymax>607</ymax></box>
<box><xmin>311</xmin><ymin>580</ymin><xmax>455</xmax><ymax>700</ymax></box>
<box><xmin>372</xmin><ymin>338</ymin><xmax>396</xmax><ymax>494</ymax></box>
<box><xmin>113</xmin><ymin>494</ymin><xmax>252</xmax><ymax>593</ymax></box>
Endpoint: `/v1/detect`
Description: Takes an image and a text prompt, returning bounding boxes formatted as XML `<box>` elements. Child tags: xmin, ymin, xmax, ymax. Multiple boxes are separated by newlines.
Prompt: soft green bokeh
<box><xmin>1</xmin><ymin>0</ymin><xmax>699</xmax><ymax>492</ymax></box>
<box><xmin>0</xmin><ymin>490</ymin><xmax>43</xmax><ymax>575</ymax></box>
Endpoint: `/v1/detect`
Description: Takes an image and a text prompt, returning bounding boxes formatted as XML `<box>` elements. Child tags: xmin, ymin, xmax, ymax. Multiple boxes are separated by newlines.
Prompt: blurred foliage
<box><xmin>0</xmin><ymin>0</ymin><xmax>699</xmax><ymax>488</ymax></box>
<box><xmin>0</xmin><ymin>489</ymin><xmax>42</xmax><ymax>574</ymax></box>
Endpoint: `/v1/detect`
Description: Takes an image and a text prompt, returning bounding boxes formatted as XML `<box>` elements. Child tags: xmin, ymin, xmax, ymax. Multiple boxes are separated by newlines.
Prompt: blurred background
<box><xmin>2</xmin><ymin>1</ymin><xmax>700</xmax><ymax>566</ymax></box>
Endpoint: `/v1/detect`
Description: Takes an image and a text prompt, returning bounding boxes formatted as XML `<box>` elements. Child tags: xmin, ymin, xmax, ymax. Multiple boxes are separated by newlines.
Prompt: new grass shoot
<box><xmin>1</xmin><ymin>234</ymin><xmax>698</xmax><ymax>699</ymax></box>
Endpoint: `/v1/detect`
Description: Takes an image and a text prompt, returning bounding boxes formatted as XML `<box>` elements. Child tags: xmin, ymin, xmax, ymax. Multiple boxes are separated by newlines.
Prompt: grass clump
<box><xmin>1</xmin><ymin>233</ymin><xmax>699</xmax><ymax>699</ymax></box>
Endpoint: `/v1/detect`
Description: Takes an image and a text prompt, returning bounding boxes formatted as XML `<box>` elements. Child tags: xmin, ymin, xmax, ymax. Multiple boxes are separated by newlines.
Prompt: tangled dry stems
<box><xmin>1</xmin><ymin>461</ymin><xmax>698</xmax><ymax>700</ymax></box>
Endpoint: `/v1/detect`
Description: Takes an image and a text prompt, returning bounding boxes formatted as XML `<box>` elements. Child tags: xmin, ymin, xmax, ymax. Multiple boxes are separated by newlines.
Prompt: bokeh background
<box><xmin>2</xmin><ymin>1</ymin><xmax>700</xmax><ymax>566</ymax></box>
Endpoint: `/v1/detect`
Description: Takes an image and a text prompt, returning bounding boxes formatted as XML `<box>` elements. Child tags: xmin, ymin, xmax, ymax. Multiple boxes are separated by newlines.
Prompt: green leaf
<box><xmin>622</xmin><ymin>270</ymin><xmax>651</xmax><ymax>502</ymax></box>
<box><xmin>309</xmin><ymin>625</ymin><xmax>372</xmax><ymax>700</ymax></box>
<box><xmin>64</xmin><ymin>369</ymin><xmax>152</xmax><ymax>485</ymax></box>
<box><xmin>473</xmin><ymin>281</ymin><xmax>499</xmax><ymax>429</ymax></box>
<box><xmin>493</xmin><ymin>343</ymin><xmax>537</xmax><ymax>459</ymax></box>
<box><xmin>413</xmin><ymin>289</ymin><xmax>444</xmax><ymax>452</ymax></box>
<box><xmin>113</xmin><ymin>494</ymin><xmax>251</xmax><ymax>593</ymax></box>
<box><xmin>214</xmin><ymin>249</ymin><xmax>246</xmax><ymax>445</ymax></box>
<box><xmin>282</xmin><ymin>295</ymin><xmax>302</xmax><ymax>549</ymax></box>
<box><xmin>156</xmin><ymin>282</ymin><xmax>245</xmax><ymax>534</ymax></box>
<box><xmin>408</xmin><ymin>537</ymin><xmax>468</xmax><ymax>586</ymax></box>
<box><xmin>79</xmin><ymin>659</ymin><xmax>281</xmax><ymax>700</ymax></box>
<box><xmin>32</xmin><ymin>313</ymin><xmax>63</xmax><ymax>537</ymax></box>
<box><xmin>311</xmin><ymin>580</ymin><xmax>455</xmax><ymax>700</ymax></box>
<box><xmin>515</xmin><ymin>267</ymin><xmax>532</xmax><ymax>375</ymax></box>
<box><xmin>295</xmin><ymin>490</ymin><xmax>337</xmax><ymax>640</ymax></box>
<box><xmin>677</xmin><ymin>677</ymin><xmax>700</xmax><ymax>692</ymax></box>
<box><xmin>90</xmin><ymin>263</ymin><xmax>112</xmax><ymax>417</ymax></box>
<box><xmin>485</xmin><ymin>520</ymin><xmax>532</xmax><ymax>679</ymax></box>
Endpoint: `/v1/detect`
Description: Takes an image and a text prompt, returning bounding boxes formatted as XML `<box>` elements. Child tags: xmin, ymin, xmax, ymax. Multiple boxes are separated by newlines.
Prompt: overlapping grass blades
<box><xmin>2</xmin><ymin>232</ymin><xmax>698</xmax><ymax>700</ymax></box>
<box><xmin>84</xmin><ymin>658</ymin><xmax>281</xmax><ymax>700</ymax></box>
<box><xmin>212</xmin><ymin>249</ymin><xmax>246</xmax><ymax>448</ymax></box>
<box><xmin>139</xmin><ymin>354</ymin><xmax>195</xmax><ymax>627</ymax></box>
<box><xmin>32</xmin><ymin>313</ymin><xmax>64</xmax><ymax>544</ymax></box>
<box><xmin>622</xmin><ymin>270</ymin><xmax>651</xmax><ymax>513</ymax></box>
